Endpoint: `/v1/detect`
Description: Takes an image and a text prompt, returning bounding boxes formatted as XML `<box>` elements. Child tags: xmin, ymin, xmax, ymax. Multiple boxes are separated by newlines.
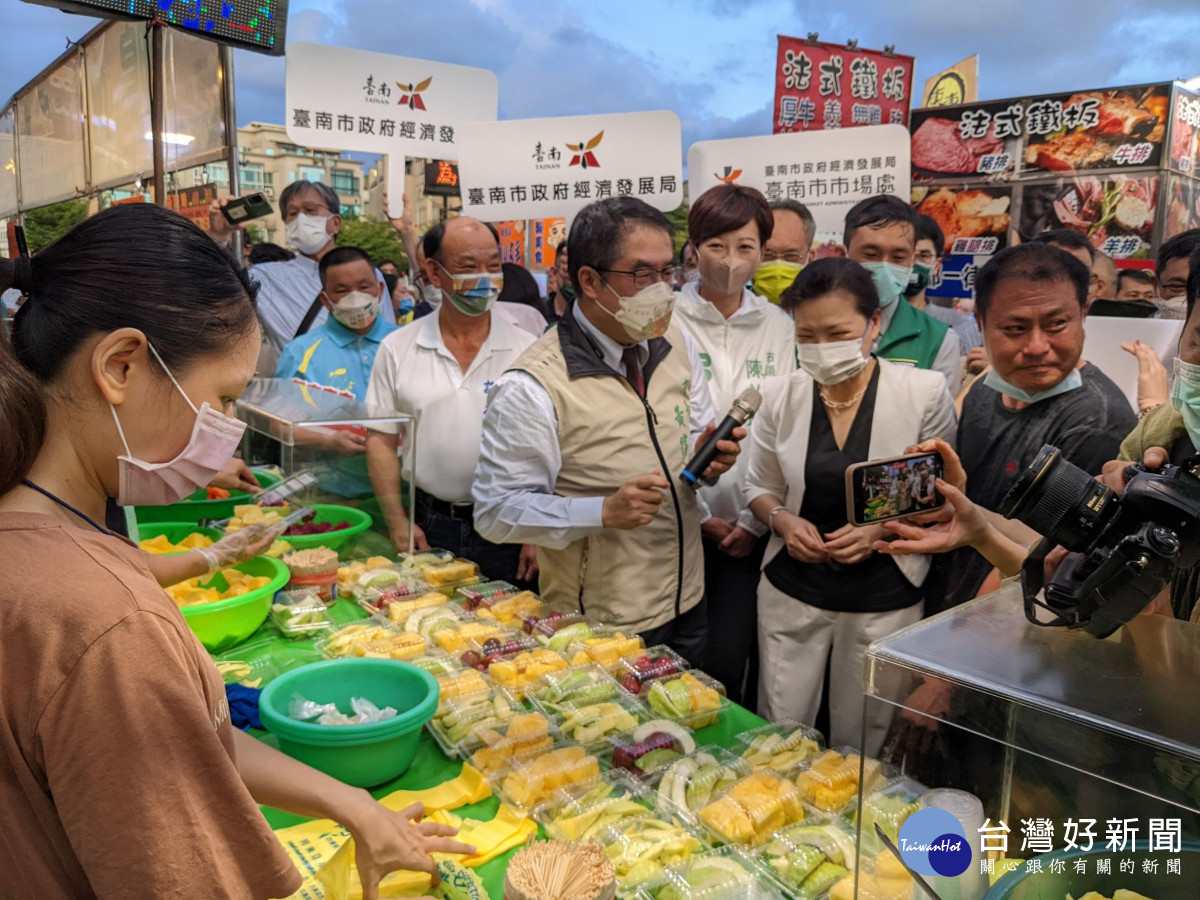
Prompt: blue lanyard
<box><xmin>22</xmin><ymin>479</ymin><xmax>115</xmax><ymax>536</ymax></box>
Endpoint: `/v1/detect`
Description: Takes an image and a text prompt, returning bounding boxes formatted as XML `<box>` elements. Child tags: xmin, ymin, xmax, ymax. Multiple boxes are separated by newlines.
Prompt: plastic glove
<box><xmin>194</xmin><ymin>522</ymin><xmax>282</xmax><ymax>572</ymax></box>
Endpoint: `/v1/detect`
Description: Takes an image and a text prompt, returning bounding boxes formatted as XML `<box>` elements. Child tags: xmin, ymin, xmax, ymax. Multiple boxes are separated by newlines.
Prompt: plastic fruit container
<box><xmin>615</xmin><ymin>645</ymin><xmax>692</xmax><ymax>696</ymax></box>
<box><xmin>270</xmin><ymin>588</ymin><xmax>334</xmax><ymax>639</ymax></box>
<box><xmin>213</xmin><ymin>636</ymin><xmax>322</xmax><ymax>688</ymax></box>
<box><xmin>179</xmin><ymin>556</ymin><xmax>289</xmax><ymax>651</ymax></box>
<box><xmin>696</xmin><ymin>770</ymin><xmax>808</xmax><ymax>846</ymax></box>
<box><xmin>280</xmin><ymin>504</ymin><xmax>372</xmax><ymax>552</ymax></box>
<box><xmin>758</xmin><ymin>816</ymin><xmax>857</xmax><ymax>900</ymax></box>
<box><xmin>593</xmin><ymin>796</ymin><xmax>709</xmax><ymax>893</ymax></box>
<box><xmin>133</xmin><ymin>469</ymin><xmax>282</xmax><ymax>524</ymax></box>
<box><xmin>607</xmin><ymin>720</ymin><xmax>699</xmax><ymax>778</ymax></box>
<box><xmin>563</xmin><ymin>627</ymin><xmax>647</xmax><ymax>670</ymax></box>
<box><xmin>259</xmin><ymin>658</ymin><xmax>438</xmax><ymax>787</ymax></box>
<box><xmin>136</xmin><ymin>522</ymin><xmax>222</xmax><ymax>554</ymax></box>
<box><xmin>466</xmin><ymin>710</ymin><xmax>560</xmax><ymax>776</ymax></box>
<box><xmin>490</xmin><ymin>741</ymin><xmax>603</xmax><ymax>810</ymax></box>
<box><xmin>472</xmin><ymin>643</ymin><xmax>570</xmax><ymax>699</ymax></box>
<box><xmin>472</xmin><ymin>589</ymin><xmax>546</xmax><ymax>625</ymax></box>
<box><xmin>645</xmin><ymin>746</ymin><xmax>754</xmax><ymax>815</ymax></box>
<box><xmin>430</xmin><ymin>618</ymin><xmax>510</xmax><ymax>655</ymax></box>
<box><xmin>316</xmin><ymin>621</ymin><xmax>427</xmax><ymax>662</ymax></box>
<box><xmin>791</xmin><ymin>748</ymin><xmax>891</xmax><ymax>815</ymax></box>
<box><xmin>847</xmin><ymin>776</ymin><xmax>926</xmax><ymax>854</ymax></box>
<box><xmin>550</xmin><ymin>691</ymin><xmax>648</xmax><ymax>747</ymax></box>
<box><xmin>418</xmin><ymin>558</ymin><xmax>483</xmax><ymax>596</ymax></box>
<box><xmin>456</xmin><ymin>580</ymin><xmax>520</xmax><ymax>610</ymax></box>
<box><xmin>641</xmin><ymin>671</ymin><xmax>728</xmax><ymax>730</ymax></box>
<box><xmin>644</xmin><ymin>846</ymin><xmax>783</xmax><ymax>900</ymax></box>
<box><xmin>428</xmin><ymin>682</ymin><xmax>521</xmax><ymax>757</ymax></box>
<box><xmin>527</xmin><ymin>664</ymin><xmax>626</xmax><ymax>716</ymax></box>
<box><xmin>537</xmin><ymin>771</ymin><xmax>707</xmax><ymax>885</ymax></box>
<box><xmin>732</xmin><ymin>720</ymin><xmax>825</xmax><ymax>777</ymax></box>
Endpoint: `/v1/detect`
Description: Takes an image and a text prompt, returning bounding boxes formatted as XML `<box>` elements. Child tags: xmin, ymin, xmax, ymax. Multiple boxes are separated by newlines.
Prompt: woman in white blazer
<box><xmin>744</xmin><ymin>258</ymin><xmax>957</xmax><ymax>753</ymax></box>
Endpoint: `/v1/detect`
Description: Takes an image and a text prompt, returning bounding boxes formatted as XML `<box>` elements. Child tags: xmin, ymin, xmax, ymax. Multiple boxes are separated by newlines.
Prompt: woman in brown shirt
<box><xmin>0</xmin><ymin>205</ymin><xmax>472</xmax><ymax>899</ymax></box>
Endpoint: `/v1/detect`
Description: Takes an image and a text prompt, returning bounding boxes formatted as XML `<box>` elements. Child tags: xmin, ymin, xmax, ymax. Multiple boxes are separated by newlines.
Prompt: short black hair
<box><xmin>422</xmin><ymin>218</ymin><xmax>500</xmax><ymax>264</ymax></box>
<box><xmin>375</xmin><ymin>258</ymin><xmax>399</xmax><ymax>270</ymax></box>
<box><xmin>1116</xmin><ymin>269</ymin><xmax>1154</xmax><ymax>291</ymax></box>
<box><xmin>914</xmin><ymin>214</ymin><xmax>945</xmax><ymax>256</ymax></box>
<box><xmin>567</xmin><ymin>197</ymin><xmax>673</xmax><ymax>292</ymax></box>
<box><xmin>975</xmin><ymin>243</ymin><xmax>1090</xmax><ymax>323</ymax></box>
<box><xmin>1031</xmin><ymin>229</ymin><xmax>1095</xmax><ymax>264</ymax></box>
<box><xmin>1159</xmin><ymin>228</ymin><xmax>1200</xmax><ymax>275</ymax></box>
<box><xmin>318</xmin><ymin>246</ymin><xmax>374</xmax><ymax>286</ymax></box>
<box><xmin>769</xmin><ymin>199</ymin><xmax>816</xmax><ymax>245</ymax></box>
<box><xmin>248</xmin><ymin>242</ymin><xmax>295</xmax><ymax>265</ymax></box>
<box><xmin>781</xmin><ymin>257</ymin><xmax>879</xmax><ymax>319</ymax></box>
<box><xmin>842</xmin><ymin>195</ymin><xmax>917</xmax><ymax>250</ymax></box>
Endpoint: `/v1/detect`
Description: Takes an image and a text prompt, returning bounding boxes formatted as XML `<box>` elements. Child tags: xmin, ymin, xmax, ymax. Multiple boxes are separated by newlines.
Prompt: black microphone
<box><xmin>680</xmin><ymin>387</ymin><xmax>762</xmax><ymax>486</ymax></box>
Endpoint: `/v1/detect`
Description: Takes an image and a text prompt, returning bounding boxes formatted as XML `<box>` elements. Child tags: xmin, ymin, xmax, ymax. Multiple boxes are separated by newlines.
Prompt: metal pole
<box><xmin>150</xmin><ymin>21</ymin><xmax>165</xmax><ymax>205</ymax></box>
<box><xmin>220</xmin><ymin>44</ymin><xmax>242</xmax><ymax>258</ymax></box>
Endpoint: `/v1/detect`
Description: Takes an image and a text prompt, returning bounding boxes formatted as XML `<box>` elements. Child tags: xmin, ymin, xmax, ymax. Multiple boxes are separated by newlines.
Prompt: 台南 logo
<box><xmin>397</xmin><ymin>77</ymin><xmax>433</xmax><ymax>111</ymax></box>
<box><xmin>567</xmin><ymin>131</ymin><xmax>604</xmax><ymax>168</ymax></box>
<box><xmin>714</xmin><ymin>166</ymin><xmax>743</xmax><ymax>184</ymax></box>
<box><xmin>897</xmin><ymin>809</ymin><xmax>972</xmax><ymax>878</ymax></box>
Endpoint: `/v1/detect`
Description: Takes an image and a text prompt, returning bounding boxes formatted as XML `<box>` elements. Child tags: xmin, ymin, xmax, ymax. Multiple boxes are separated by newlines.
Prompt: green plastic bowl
<box><xmin>282</xmin><ymin>504</ymin><xmax>373</xmax><ymax>552</ymax></box>
<box><xmin>134</xmin><ymin>470</ymin><xmax>283</xmax><ymax>525</ymax></box>
<box><xmin>178</xmin><ymin>556</ymin><xmax>289</xmax><ymax>652</ymax></box>
<box><xmin>258</xmin><ymin>658</ymin><xmax>440</xmax><ymax>787</ymax></box>
<box><xmin>135</xmin><ymin>522</ymin><xmax>222</xmax><ymax>553</ymax></box>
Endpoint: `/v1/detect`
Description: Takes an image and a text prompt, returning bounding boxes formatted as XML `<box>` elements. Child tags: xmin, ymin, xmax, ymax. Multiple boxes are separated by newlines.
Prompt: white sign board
<box><xmin>1083</xmin><ymin>316</ymin><xmax>1184</xmax><ymax>413</ymax></box>
<box><xmin>455</xmin><ymin>111</ymin><xmax>683</xmax><ymax>222</ymax></box>
<box><xmin>285</xmin><ymin>42</ymin><xmax>498</xmax><ymax>161</ymax></box>
<box><xmin>687</xmin><ymin>124</ymin><xmax>911</xmax><ymax>246</ymax></box>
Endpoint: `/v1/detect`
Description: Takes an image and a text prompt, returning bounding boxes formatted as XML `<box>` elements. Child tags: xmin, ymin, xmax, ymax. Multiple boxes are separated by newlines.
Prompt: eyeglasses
<box><xmin>284</xmin><ymin>203</ymin><xmax>333</xmax><ymax>221</ymax></box>
<box><xmin>762</xmin><ymin>249</ymin><xmax>806</xmax><ymax>264</ymax></box>
<box><xmin>598</xmin><ymin>265</ymin><xmax>682</xmax><ymax>289</ymax></box>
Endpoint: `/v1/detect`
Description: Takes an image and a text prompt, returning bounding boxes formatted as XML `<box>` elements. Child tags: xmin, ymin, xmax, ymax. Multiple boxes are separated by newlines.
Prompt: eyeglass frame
<box><xmin>761</xmin><ymin>249</ymin><xmax>807</xmax><ymax>264</ymax></box>
<box><xmin>595</xmin><ymin>264</ymin><xmax>682</xmax><ymax>290</ymax></box>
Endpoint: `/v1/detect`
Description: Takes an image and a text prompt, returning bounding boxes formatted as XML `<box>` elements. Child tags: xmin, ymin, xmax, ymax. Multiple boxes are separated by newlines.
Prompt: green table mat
<box><xmin>234</xmin><ymin>598</ymin><xmax>766</xmax><ymax>898</ymax></box>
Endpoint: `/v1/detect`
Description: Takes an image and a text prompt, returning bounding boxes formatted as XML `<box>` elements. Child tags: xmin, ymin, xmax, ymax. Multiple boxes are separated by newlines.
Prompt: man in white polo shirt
<box><xmin>365</xmin><ymin>217</ymin><xmax>538</xmax><ymax>585</ymax></box>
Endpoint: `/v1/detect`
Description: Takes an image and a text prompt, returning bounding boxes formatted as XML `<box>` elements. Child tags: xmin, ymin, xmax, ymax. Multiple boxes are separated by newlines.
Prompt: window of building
<box><xmin>339</xmin><ymin>204</ymin><xmax>360</xmax><ymax>218</ymax></box>
<box><xmin>299</xmin><ymin>165</ymin><xmax>326</xmax><ymax>183</ymax></box>
<box><xmin>330</xmin><ymin>171</ymin><xmax>360</xmax><ymax>195</ymax></box>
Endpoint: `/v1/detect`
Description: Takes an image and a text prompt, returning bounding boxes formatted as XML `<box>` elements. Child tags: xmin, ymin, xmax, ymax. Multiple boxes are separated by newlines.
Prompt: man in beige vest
<box><xmin>472</xmin><ymin>197</ymin><xmax>743</xmax><ymax>663</ymax></box>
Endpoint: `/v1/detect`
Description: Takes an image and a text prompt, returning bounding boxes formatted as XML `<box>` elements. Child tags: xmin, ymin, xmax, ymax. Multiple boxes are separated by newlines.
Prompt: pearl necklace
<box><xmin>819</xmin><ymin>385</ymin><xmax>867</xmax><ymax>410</ymax></box>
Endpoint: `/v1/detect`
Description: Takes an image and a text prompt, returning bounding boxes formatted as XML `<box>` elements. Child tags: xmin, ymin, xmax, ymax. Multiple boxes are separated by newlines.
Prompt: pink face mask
<box><xmin>110</xmin><ymin>343</ymin><xmax>247</xmax><ymax>507</ymax></box>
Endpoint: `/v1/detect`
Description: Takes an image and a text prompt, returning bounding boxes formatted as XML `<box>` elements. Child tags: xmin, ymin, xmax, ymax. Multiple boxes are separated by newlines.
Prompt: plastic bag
<box><xmin>289</xmin><ymin>693</ymin><xmax>397</xmax><ymax>725</ymax></box>
<box><xmin>290</xmin><ymin>693</ymin><xmax>340</xmax><ymax>721</ymax></box>
<box><xmin>350</xmin><ymin>696</ymin><xmax>398</xmax><ymax>723</ymax></box>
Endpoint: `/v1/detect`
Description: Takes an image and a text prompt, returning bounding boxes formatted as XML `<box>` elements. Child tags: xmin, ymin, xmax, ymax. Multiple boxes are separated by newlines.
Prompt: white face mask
<box><xmin>286</xmin><ymin>212</ymin><xmax>334</xmax><ymax>256</ymax></box>
<box><xmin>698</xmin><ymin>253</ymin><xmax>757</xmax><ymax>295</ymax></box>
<box><xmin>598</xmin><ymin>279</ymin><xmax>676</xmax><ymax>343</ymax></box>
<box><xmin>111</xmin><ymin>343</ymin><xmax>247</xmax><ymax>507</ymax></box>
<box><xmin>422</xmin><ymin>283</ymin><xmax>443</xmax><ymax>308</ymax></box>
<box><xmin>1157</xmin><ymin>293</ymin><xmax>1188</xmax><ymax>320</ymax></box>
<box><xmin>796</xmin><ymin>327</ymin><xmax>872</xmax><ymax>385</ymax></box>
<box><xmin>328</xmin><ymin>286</ymin><xmax>381</xmax><ymax>330</ymax></box>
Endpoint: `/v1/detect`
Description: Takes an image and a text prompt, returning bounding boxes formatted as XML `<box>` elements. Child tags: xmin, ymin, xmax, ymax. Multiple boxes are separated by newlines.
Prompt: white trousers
<box><xmin>756</xmin><ymin>575</ymin><xmax>923</xmax><ymax>755</ymax></box>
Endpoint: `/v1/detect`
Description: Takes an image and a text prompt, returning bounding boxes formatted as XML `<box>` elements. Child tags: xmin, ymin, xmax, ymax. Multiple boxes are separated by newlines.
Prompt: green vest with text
<box><xmin>875</xmin><ymin>300</ymin><xmax>948</xmax><ymax>370</ymax></box>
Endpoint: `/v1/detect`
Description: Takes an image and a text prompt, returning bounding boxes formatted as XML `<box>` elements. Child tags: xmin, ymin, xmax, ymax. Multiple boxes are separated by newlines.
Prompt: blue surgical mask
<box><xmin>984</xmin><ymin>367</ymin><xmax>1083</xmax><ymax>405</ymax></box>
<box><xmin>859</xmin><ymin>260</ymin><xmax>913</xmax><ymax>307</ymax></box>
<box><xmin>1171</xmin><ymin>358</ymin><xmax>1200</xmax><ymax>446</ymax></box>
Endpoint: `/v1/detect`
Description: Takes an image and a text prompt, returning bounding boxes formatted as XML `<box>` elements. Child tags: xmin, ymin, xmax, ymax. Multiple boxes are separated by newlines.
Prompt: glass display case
<box><xmin>854</xmin><ymin>583</ymin><xmax>1200</xmax><ymax>899</ymax></box>
<box><xmin>234</xmin><ymin>378</ymin><xmax>416</xmax><ymax>556</ymax></box>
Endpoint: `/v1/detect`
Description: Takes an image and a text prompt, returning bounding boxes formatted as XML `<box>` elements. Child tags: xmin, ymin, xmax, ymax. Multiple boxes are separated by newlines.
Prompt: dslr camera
<box><xmin>999</xmin><ymin>444</ymin><xmax>1200</xmax><ymax>637</ymax></box>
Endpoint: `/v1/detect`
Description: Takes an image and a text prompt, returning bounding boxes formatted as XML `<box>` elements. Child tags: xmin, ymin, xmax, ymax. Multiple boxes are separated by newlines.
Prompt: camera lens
<box><xmin>998</xmin><ymin>445</ymin><xmax>1117</xmax><ymax>552</ymax></box>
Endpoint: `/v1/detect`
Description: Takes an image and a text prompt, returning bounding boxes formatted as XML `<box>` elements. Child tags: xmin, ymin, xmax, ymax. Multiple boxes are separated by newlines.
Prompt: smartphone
<box><xmin>845</xmin><ymin>450</ymin><xmax>945</xmax><ymax>526</ymax></box>
<box><xmin>221</xmin><ymin>193</ymin><xmax>273</xmax><ymax>225</ymax></box>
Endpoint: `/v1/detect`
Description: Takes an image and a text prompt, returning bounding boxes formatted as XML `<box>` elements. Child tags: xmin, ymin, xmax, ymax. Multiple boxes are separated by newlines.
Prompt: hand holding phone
<box><xmin>845</xmin><ymin>450</ymin><xmax>946</xmax><ymax>526</ymax></box>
